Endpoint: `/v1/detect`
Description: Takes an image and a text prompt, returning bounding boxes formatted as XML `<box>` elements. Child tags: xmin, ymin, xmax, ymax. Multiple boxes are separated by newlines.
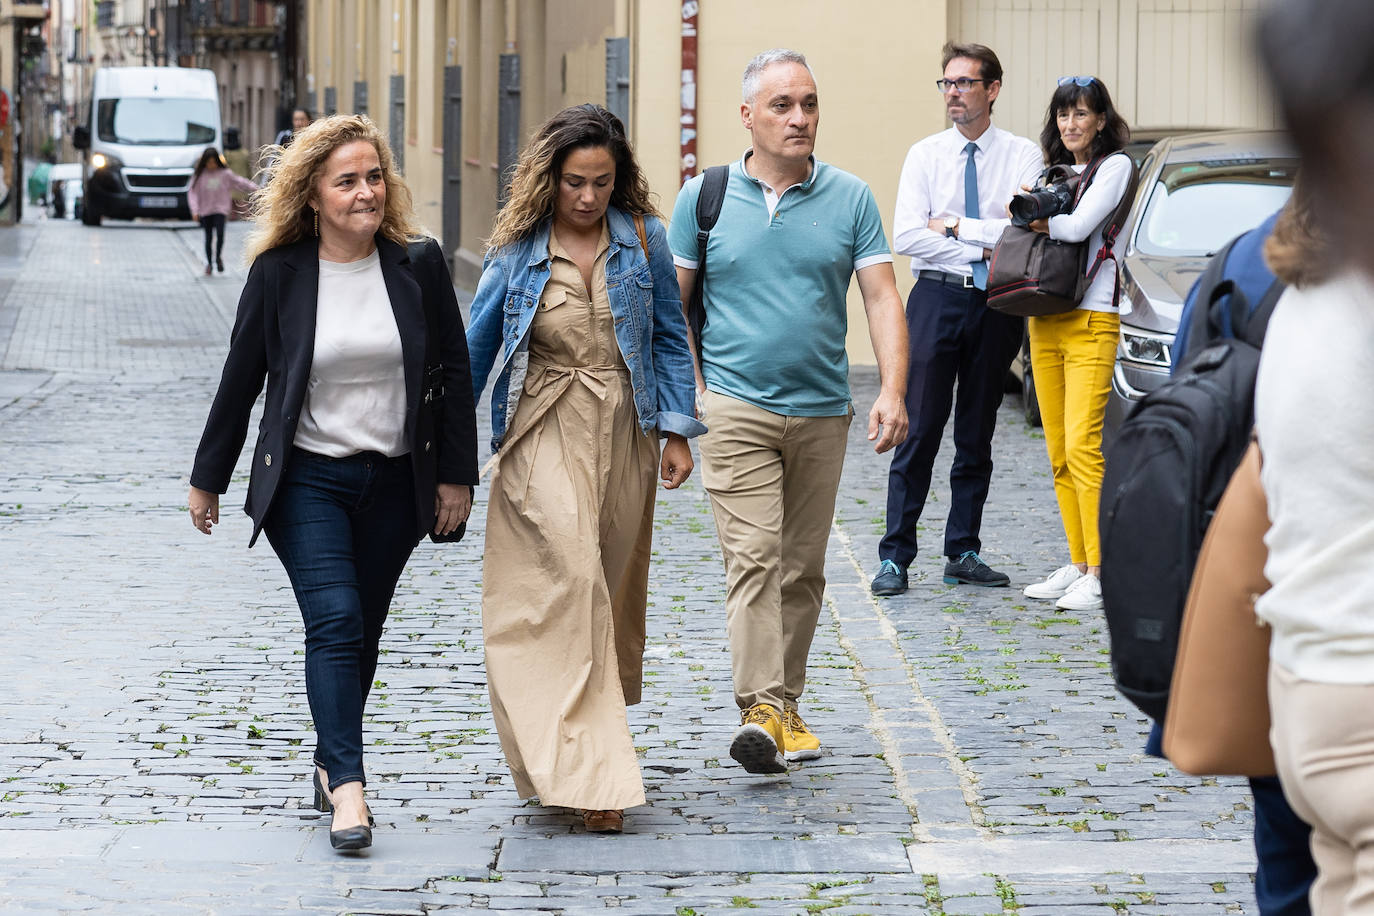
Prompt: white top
<box><xmin>893</xmin><ymin>124</ymin><xmax>1043</xmax><ymax>279</ymax></box>
<box><xmin>1254</xmin><ymin>271</ymin><xmax>1374</xmax><ymax>683</ymax></box>
<box><xmin>1047</xmin><ymin>152</ymin><xmax>1134</xmax><ymax>314</ymax></box>
<box><xmin>293</xmin><ymin>250</ymin><xmax>409</xmax><ymax>459</ymax></box>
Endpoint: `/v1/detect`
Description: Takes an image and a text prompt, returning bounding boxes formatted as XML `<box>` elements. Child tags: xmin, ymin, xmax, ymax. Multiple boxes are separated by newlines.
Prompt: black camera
<box><xmin>1008</xmin><ymin>180</ymin><xmax>1076</xmax><ymax>228</ymax></box>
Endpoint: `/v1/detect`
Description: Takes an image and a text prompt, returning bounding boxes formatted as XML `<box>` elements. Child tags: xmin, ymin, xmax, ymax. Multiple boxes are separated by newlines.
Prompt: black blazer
<box><xmin>190</xmin><ymin>234</ymin><xmax>478</xmax><ymax>546</ymax></box>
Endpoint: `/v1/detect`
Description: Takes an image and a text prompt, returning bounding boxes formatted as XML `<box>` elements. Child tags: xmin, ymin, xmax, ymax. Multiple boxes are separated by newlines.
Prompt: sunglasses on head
<box><xmin>1057</xmin><ymin>75</ymin><xmax>1096</xmax><ymax>87</ymax></box>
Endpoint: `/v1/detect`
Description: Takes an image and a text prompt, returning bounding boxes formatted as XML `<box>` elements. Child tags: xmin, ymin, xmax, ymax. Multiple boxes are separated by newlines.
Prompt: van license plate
<box><xmin>139</xmin><ymin>196</ymin><xmax>177</xmax><ymax>208</ymax></box>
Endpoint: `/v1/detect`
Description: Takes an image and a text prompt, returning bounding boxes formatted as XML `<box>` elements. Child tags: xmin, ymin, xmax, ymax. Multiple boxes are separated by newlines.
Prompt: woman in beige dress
<box><xmin>466</xmin><ymin>105</ymin><xmax>705</xmax><ymax>832</ymax></box>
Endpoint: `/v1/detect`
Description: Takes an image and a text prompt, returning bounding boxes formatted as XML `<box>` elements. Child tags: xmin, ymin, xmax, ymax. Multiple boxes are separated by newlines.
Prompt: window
<box><xmin>96</xmin><ymin>98</ymin><xmax>217</xmax><ymax>145</ymax></box>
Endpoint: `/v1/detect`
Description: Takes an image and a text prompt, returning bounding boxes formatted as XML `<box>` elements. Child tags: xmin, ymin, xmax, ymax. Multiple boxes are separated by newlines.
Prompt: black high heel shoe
<box><xmin>313</xmin><ymin>770</ymin><xmax>376</xmax><ymax>825</ymax></box>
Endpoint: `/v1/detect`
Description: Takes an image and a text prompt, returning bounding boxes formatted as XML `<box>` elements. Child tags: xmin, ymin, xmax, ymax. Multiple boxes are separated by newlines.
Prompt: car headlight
<box><xmin>1118</xmin><ymin>326</ymin><xmax>1173</xmax><ymax>369</ymax></box>
<box><xmin>90</xmin><ymin>153</ymin><xmax>123</xmax><ymax>171</ymax></box>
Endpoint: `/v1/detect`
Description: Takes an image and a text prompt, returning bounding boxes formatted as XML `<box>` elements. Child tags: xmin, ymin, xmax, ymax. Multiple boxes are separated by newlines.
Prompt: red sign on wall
<box><xmin>0</xmin><ymin>89</ymin><xmax>9</xmax><ymax>129</ymax></box>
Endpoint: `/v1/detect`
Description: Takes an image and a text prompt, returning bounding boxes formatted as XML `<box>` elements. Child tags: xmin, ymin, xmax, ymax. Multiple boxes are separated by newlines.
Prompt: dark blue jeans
<box><xmin>880</xmin><ymin>279</ymin><xmax>1023</xmax><ymax>566</ymax></box>
<box><xmin>263</xmin><ymin>448</ymin><xmax>418</xmax><ymax>790</ymax></box>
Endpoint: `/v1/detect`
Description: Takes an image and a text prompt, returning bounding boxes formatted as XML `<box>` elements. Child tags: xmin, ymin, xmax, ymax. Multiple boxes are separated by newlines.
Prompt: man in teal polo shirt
<box><xmin>671</xmin><ymin>48</ymin><xmax>910</xmax><ymax>775</ymax></box>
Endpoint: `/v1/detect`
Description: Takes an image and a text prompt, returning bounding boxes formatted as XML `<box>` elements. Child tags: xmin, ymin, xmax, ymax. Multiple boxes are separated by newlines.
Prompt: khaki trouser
<box><xmin>1270</xmin><ymin>662</ymin><xmax>1374</xmax><ymax>915</ymax></box>
<box><xmin>697</xmin><ymin>389</ymin><xmax>851</xmax><ymax>712</ymax></box>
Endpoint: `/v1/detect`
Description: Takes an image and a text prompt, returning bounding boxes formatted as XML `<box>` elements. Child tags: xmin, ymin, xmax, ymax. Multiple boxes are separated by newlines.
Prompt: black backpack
<box><xmin>1099</xmin><ymin>234</ymin><xmax>1284</xmax><ymax>723</ymax></box>
<box><xmin>685</xmin><ymin>165</ymin><xmax>729</xmax><ymax>356</ymax></box>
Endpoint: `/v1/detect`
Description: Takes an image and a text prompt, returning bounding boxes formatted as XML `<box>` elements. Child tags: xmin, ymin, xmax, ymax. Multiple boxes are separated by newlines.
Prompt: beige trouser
<box><xmin>1269</xmin><ymin>662</ymin><xmax>1374</xmax><ymax>915</ymax></box>
<box><xmin>697</xmin><ymin>389</ymin><xmax>851</xmax><ymax>712</ymax></box>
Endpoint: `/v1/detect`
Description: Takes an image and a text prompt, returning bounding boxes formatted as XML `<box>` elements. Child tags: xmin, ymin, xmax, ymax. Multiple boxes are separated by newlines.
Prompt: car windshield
<box><xmin>1135</xmin><ymin>158</ymin><xmax>1296</xmax><ymax>257</ymax></box>
<box><xmin>96</xmin><ymin>98</ymin><xmax>216</xmax><ymax>146</ymax></box>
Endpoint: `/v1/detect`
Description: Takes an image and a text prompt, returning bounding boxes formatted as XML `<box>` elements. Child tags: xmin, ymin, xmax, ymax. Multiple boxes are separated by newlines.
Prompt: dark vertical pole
<box><xmin>442</xmin><ymin>65</ymin><xmax>462</xmax><ymax>264</ymax></box>
<box><xmin>388</xmin><ymin>73</ymin><xmax>405</xmax><ymax>172</ymax></box>
<box><xmin>497</xmin><ymin>53</ymin><xmax>520</xmax><ymax>206</ymax></box>
<box><xmin>680</xmin><ymin>1</ymin><xmax>698</xmax><ymax>185</ymax></box>
<box><xmin>605</xmin><ymin>37</ymin><xmax>629</xmax><ymax>126</ymax></box>
<box><xmin>323</xmin><ymin>85</ymin><xmax>336</xmax><ymax>116</ymax></box>
<box><xmin>353</xmin><ymin>80</ymin><xmax>368</xmax><ymax>117</ymax></box>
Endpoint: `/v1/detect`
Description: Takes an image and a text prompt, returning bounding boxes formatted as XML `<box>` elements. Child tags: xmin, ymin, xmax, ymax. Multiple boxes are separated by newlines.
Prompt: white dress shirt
<box><xmin>893</xmin><ymin>124</ymin><xmax>1043</xmax><ymax>279</ymax></box>
<box><xmin>294</xmin><ymin>250</ymin><xmax>409</xmax><ymax>458</ymax></box>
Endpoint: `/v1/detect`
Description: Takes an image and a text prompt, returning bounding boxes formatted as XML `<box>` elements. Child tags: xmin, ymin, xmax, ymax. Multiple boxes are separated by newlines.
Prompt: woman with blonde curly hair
<box><xmin>187</xmin><ymin>114</ymin><xmax>478</xmax><ymax>851</ymax></box>
<box><xmin>467</xmin><ymin>104</ymin><xmax>704</xmax><ymax>832</ymax></box>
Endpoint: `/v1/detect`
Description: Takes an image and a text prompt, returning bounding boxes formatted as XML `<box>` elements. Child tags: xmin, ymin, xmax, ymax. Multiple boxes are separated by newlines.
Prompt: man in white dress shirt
<box><xmin>871</xmin><ymin>42</ymin><xmax>1042</xmax><ymax>596</ymax></box>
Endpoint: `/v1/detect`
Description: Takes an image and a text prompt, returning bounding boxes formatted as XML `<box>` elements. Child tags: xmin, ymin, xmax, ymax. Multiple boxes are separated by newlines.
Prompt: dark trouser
<box><xmin>880</xmin><ymin>277</ymin><xmax>1023</xmax><ymax>567</ymax></box>
<box><xmin>263</xmin><ymin>448</ymin><xmax>418</xmax><ymax>791</ymax></box>
<box><xmin>1250</xmin><ymin>775</ymin><xmax>1316</xmax><ymax>915</ymax></box>
<box><xmin>200</xmin><ymin>213</ymin><xmax>226</xmax><ymax>265</ymax></box>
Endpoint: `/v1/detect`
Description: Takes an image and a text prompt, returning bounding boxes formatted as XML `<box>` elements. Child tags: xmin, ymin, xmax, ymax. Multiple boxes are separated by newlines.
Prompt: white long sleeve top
<box><xmin>293</xmin><ymin>250</ymin><xmax>409</xmax><ymax>459</ymax></box>
<box><xmin>1046</xmin><ymin>152</ymin><xmax>1134</xmax><ymax>313</ymax></box>
<box><xmin>893</xmin><ymin>124</ymin><xmax>1043</xmax><ymax>280</ymax></box>
<box><xmin>1254</xmin><ymin>271</ymin><xmax>1374</xmax><ymax>684</ymax></box>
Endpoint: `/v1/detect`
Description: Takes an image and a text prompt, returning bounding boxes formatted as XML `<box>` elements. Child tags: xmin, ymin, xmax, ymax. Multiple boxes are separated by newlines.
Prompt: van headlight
<box><xmin>1118</xmin><ymin>326</ymin><xmax>1173</xmax><ymax>369</ymax></box>
<box><xmin>91</xmin><ymin>153</ymin><xmax>123</xmax><ymax>172</ymax></box>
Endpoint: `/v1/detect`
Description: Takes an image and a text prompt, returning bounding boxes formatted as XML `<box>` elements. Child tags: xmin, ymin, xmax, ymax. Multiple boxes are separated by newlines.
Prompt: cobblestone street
<box><xmin>1</xmin><ymin>217</ymin><xmax>1257</xmax><ymax>914</ymax></box>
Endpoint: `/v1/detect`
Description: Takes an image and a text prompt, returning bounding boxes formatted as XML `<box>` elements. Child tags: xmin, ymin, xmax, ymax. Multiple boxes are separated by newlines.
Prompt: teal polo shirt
<box><xmin>669</xmin><ymin>153</ymin><xmax>893</xmax><ymax>417</ymax></box>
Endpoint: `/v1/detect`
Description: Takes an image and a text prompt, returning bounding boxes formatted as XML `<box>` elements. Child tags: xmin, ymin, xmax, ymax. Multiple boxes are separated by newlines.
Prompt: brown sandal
<box><xmin>582</xmin><ymin>809</ymin><xmax>624</xmax><ymax>833</ymax></box>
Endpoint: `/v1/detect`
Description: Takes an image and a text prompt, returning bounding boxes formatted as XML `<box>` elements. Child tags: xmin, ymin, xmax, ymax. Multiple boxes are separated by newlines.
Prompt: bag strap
<box><xmin>1236</xmin><ymin>276</ymin><xmax>1283</xmax><ymax>349</ymax></box>
<box><xmin>410</xmin><ymin>240</ymin><xmax>444</xmax><ymax>402</ymax></box>
<box><xmin>632</xmin><ymin>212</ymin><xmax>649</xmax><ymax>256</ymax></box>
<box><xmin>687</xmin><ymin>164</ymin><xmax>729</xmax><ymax>361</ymax></box>
<box><xmin>1078</xmin><ymin>152</ymin><xmax>1140</xmax><ymax>305</ymax></box>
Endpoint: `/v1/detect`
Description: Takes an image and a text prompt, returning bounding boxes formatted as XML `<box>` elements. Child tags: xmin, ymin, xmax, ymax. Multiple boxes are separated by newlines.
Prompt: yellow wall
<box><xmin>633</xmin><ymin>0</ymin><xmax>949</xmax><ymax>365</ymax></box>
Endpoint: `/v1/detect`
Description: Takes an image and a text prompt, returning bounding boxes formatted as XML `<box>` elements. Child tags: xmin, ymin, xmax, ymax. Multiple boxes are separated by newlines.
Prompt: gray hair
<box><xmin>741</xmin><ymin>48</ymin><xmax>815</xmax><ymax>103</ymax></box>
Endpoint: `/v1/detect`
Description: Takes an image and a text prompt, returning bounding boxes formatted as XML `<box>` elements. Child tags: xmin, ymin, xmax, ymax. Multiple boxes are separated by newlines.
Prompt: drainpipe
<box><xmin>679</xmin><ymin>0</ymin><xmax>697</xmax><ymax>185</ymax></box>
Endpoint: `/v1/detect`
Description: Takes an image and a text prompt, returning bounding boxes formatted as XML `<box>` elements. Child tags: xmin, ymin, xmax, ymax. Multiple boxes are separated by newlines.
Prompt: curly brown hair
<box><xmin>244</xmin><ymin>114</ymin><xmax>424</xmax><ymax>263</ymax></box>
<box><xmin>486</xmin><ymin>104</ymin><xmax>658</xmax><ymax>252</ymax></box>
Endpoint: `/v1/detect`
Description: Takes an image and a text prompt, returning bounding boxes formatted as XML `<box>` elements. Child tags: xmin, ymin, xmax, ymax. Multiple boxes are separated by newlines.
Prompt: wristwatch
<box><xmin>944</xmin><ymin>217</ymin><xmax>960</xmax><ymax>238</ymax></box>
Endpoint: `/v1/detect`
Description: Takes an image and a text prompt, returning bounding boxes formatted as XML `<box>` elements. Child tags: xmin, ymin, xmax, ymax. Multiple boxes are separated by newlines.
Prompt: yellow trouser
<box><xmin>1027</xmin><ymin>308</ymin><xmax>1119</xmax><ymax>567</ymax></box>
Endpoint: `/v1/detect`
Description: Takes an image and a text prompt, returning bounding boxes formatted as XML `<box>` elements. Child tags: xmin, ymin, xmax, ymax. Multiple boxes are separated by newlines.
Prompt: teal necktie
<box><xmin>964</xmin><ymin>141</ymin><xmax>987</xmax><ymax>290</ymax></box>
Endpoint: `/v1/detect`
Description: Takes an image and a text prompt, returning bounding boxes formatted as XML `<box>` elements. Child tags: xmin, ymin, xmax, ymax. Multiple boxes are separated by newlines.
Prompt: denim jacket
<box><xmin>467</xmin><ymin>206</ymin><xmax>707</xmax><ymax>454</ymax></box>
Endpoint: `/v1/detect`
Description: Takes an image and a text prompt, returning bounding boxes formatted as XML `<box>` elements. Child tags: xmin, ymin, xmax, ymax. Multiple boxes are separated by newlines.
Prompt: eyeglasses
<box><xmin>934</xmin><ymin>78</ymin><xmax>990</xmax><ymax>94</ymax></box>
<box><xmin>1057</xmin><ymin>75</ymin><xmax>1096</xmax><ymax>87</ymax></box>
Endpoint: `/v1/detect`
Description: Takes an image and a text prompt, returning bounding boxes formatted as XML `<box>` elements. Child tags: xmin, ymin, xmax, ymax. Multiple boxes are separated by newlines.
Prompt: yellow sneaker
<box><xmin>782</xmin><ymin>707</ymin><xmax>822</xmax><ymax>762</ymax></box>
<box><xmin>729</xmin><ymin>704</ymin><xmax>788</xmax><ymax>774</ymax></box>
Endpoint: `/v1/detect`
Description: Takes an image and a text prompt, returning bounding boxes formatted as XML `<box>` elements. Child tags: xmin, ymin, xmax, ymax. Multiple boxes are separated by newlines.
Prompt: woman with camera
<box><xmin>1019</xmin><ymin>76</ymin><xmax>1133</xmax><ymax>612</ymax></box>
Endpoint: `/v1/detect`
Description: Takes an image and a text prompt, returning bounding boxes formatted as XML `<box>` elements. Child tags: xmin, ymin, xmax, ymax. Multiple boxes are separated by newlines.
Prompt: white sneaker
<box><xmin>1024</xmin><ymin>564</ymin><xmax>1083</xmax><ymax>600</ymax></box>
<box><xmin>1055</xmin><ymin>573</ymin><xmax>1103</xmax><ymax>611</ymax></box>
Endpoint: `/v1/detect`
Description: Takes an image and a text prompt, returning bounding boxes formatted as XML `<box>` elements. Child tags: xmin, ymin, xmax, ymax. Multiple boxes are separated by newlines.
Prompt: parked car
<box><xmin>1008</xmin><ymin>127</ymin><xmax>1215</xmax><ymax>427</ymax></box>
<box><xmin>1102</xmin><ymin>129</ymin><xmax>1297</xmax><ymax>439</ymax></box>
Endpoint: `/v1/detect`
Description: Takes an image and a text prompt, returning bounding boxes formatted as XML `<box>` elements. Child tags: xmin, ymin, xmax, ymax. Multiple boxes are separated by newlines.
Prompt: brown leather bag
<box><xmin>986</xmin><ymin>154</ymin><xmax>1137</xmax><ymax>317</ymax></box>
<box><xmin>1162</xmin><ymin>440</ymin><xmax>1275</xmax><ymax>777</ymax></box>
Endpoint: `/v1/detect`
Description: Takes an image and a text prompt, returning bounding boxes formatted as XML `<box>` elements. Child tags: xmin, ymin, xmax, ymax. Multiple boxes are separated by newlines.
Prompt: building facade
<box><xmin>296</xmin><ymin>1</ymin><xmax>1283</xmax><ymax>360</ymax></box>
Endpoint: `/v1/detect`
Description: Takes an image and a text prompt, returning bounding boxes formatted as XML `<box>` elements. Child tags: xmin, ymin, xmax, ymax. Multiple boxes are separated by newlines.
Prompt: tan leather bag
<box><xmin>1162</xmin><ymin>440</ymin><xmax>1276</xmax><ymax>777</ymax></box>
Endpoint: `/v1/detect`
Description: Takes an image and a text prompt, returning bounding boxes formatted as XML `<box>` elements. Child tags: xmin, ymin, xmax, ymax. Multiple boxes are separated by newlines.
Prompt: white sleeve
<box><xmin>1048</xmin><ymin>153</ymin><xmax>1133</xmax><ymax>244</ymax></box>
<box><xmin>893</xmin><ymin>142</ymin><xmax>984</xmax><ymax>265</ymax></box>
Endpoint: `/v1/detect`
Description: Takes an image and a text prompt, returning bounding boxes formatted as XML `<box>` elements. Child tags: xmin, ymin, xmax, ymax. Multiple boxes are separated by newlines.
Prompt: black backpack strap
<box><xmin>1182</xmin><ymin>234</ymin><xmax>1247</xmax><ymax>364</ymax></box>
<box><xmin>1236</xmin><ymin>277</ymin><xmax>1284</xmax><ymax>350</ymax></box>
<box><xmin>687</xmin><ymin>165</ymin><xmax>729</xmax><ymax>354</ymax></box>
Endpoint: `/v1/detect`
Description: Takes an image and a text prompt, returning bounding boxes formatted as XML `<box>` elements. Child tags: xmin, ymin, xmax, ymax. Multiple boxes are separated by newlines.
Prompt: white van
<box><xmin>73</xmin><ymin>66</ymin><xmax>221</xmax><ymax>226</ymax></box>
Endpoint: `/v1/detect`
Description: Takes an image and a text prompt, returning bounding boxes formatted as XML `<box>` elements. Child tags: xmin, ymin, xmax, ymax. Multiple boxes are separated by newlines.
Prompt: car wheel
<box><xmin>81</xmin><ymin>198</ymin><xmax>101</xmax><ymax>226</ymax></box>
<box><xmin>1021</xmin><ymin>344</ymin><xmax>1042</xmax><ymax>427</ymax></box>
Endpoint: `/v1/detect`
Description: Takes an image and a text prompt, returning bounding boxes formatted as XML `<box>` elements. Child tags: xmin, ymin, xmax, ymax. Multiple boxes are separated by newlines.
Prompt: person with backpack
<box><xmin>670</xmin><ymin>48</ymin><xmax>909</xmax><ymax>775</ymax></box>
<box><xmin>1016</xmin><ymin>77</ymin><xmax>1134</xmax><ymax>613</ymax></box>
<box><xmin>1136</xmin><ymin>200</ymin><xmax>1317</xmax><ymax>916</ymax></box>
<box><xmin>870</xmin><ymin>42</ymin><xmax>1042</xmax><ymax>598</ymax></box>
<box><xmin>1252</xmin><ymin>3</ymin><xmax>1374</xmax><ymax>909</ymax></box>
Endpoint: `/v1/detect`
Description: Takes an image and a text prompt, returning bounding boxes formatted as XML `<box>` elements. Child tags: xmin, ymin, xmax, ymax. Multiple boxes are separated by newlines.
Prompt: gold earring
<box><xmin>313</xmin><ymin>209</ymin><xmax>319</xmax><ymax>236</ymax></box>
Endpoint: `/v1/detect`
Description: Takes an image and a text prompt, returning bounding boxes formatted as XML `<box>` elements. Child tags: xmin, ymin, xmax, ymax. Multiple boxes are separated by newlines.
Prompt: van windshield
<box><xmin>97</xmin><ymin>98</ymin><xmax>216</xmax><ymax>146</ymax></box>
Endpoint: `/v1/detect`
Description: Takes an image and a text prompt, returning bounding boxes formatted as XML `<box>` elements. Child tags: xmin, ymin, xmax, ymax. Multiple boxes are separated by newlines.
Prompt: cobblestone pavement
<box><xmin>0</xmin><ymin>218</ymin><xmax>1258</xmax><ymax>914</ymax></box>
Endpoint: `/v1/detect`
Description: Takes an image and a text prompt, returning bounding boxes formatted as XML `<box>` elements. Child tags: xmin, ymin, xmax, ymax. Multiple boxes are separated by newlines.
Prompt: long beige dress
<box><xmin>482</xmin><ymin>224</ymin><xmax>659</xmax><ymax>810</ymax></box>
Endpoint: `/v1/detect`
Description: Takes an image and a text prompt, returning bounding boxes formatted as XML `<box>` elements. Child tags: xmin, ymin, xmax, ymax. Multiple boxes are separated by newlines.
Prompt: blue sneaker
<box><xmin>943</xmin><ymin>551</ymin><xmax>1010</xmax><ymax>587</ymax></box>
<box><xmin>870</xmin><ymin>559</ymin><xmax>908</xmax><ymax>596</ymax></box>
